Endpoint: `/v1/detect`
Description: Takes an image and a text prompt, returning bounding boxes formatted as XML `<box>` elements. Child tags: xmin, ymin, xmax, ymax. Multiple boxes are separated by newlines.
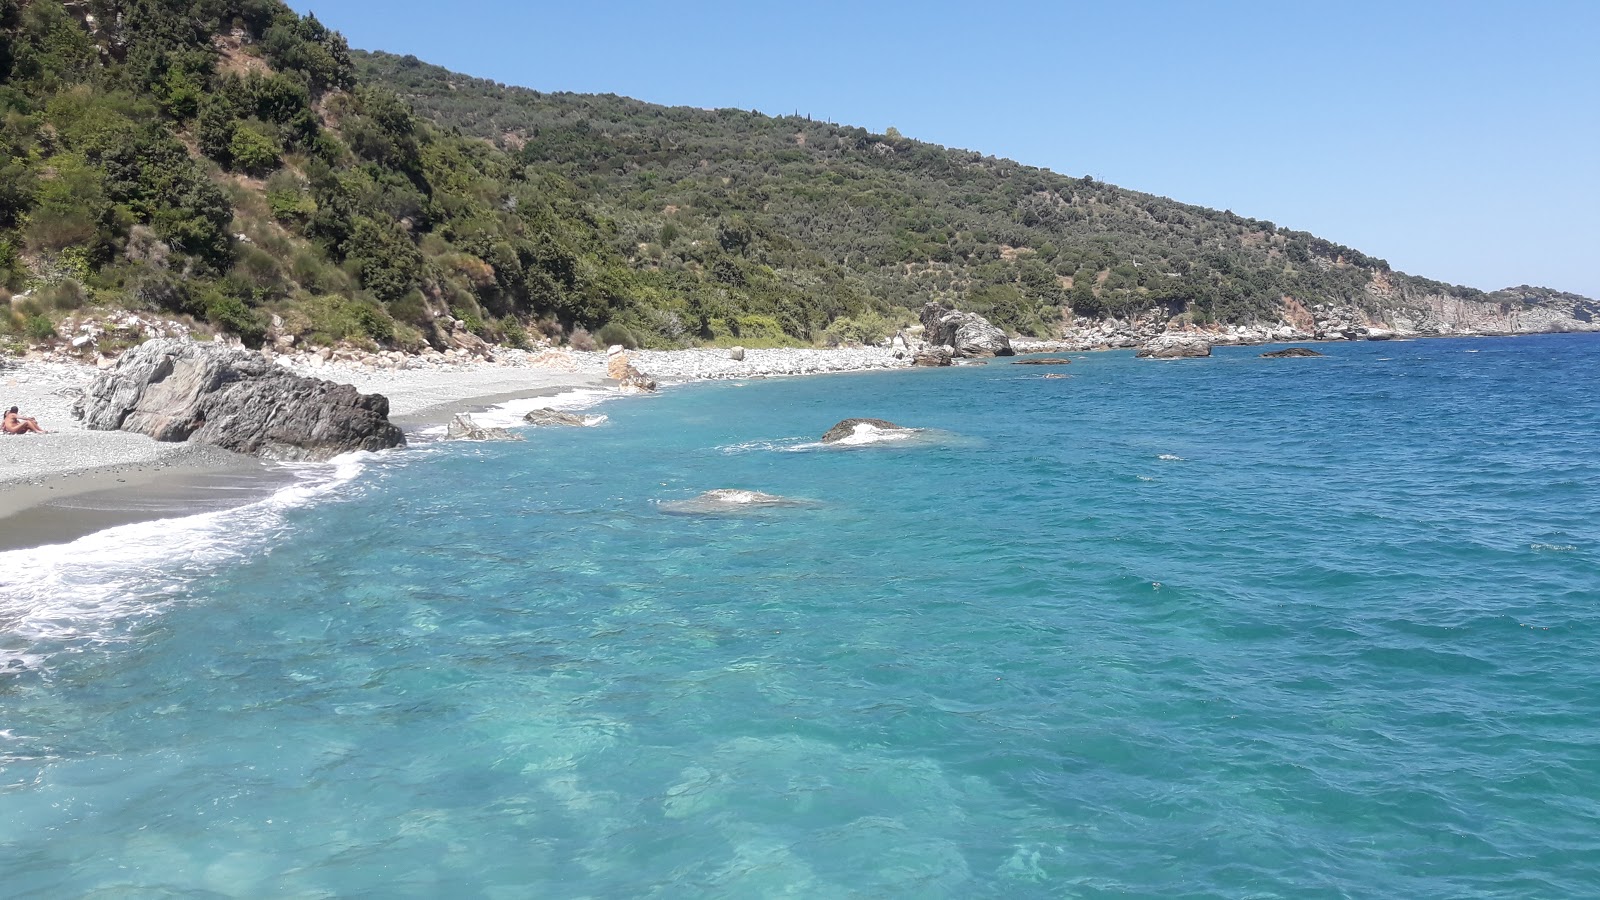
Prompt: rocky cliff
<box><xmin>1043</xmin><ymin>284</ymin><xmax>1599</xmax><ymax>351</ymax></box>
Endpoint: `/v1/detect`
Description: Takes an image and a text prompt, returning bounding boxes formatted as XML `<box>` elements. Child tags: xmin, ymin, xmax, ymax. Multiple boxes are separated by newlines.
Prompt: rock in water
<box><xmin>522</xmin><ymin>408</ymin><xmax>592</xmax><ymax>427</ymax></box>
<box><xmin>913</xmin><ymin>346</ymin><xmax>953</xmax><ymax>367</ymax></box>
<box><xmin>73</xmin><ymin>338</ymin><xmax>404</xmax><ymax>461</ymax></box>
<box><xmin>920</xmin><ymin>302</ymin><xmax>1014</xmax><ymax>357</ymax></box>
<box><xmin>1012</xmin><ymin>358</ymin><xmax>1073</xmax><ymax>365</ymax></box>
<box><xmin>446</xmin><ymin>413</ymin><xmax>524</xmax><ymax>441</ymax></box>
<box><xmin>1260</xmin><ymin>347</ymin><xmax>1326</xmax><ymax>358</ymax></box>
<box><xmin>1135</xmin><ymin>336</ymin><xmax>1213</xmax><ymax>359</ymax></box>
<box><xmin>820</xmin><ymin>418</ymin><xmax>911</xmax><ymax>444</ymax></box>
<box><xmin>658</xmin><ymin>489</ymin><xmax>815</xmax><ymax>515</ymax></box>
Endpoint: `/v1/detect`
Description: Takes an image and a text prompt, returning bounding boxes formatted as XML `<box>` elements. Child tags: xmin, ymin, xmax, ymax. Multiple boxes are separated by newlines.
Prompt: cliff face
<box><xmin>1049</xmin><ymin>287</ymin><xmax>1598</xmax><ymax>351</ymax></box>
<box><xmin>1369</xmin><ymin>277</ymin><xmax>1598</xmax><ymax>336</ymax></box>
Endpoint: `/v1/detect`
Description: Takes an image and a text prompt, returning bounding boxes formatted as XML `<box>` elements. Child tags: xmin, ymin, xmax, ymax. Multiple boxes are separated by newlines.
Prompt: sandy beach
<box><xmin>0</xmin><ymin>344</ymin><xmax>908</xmax><ymax>550</ymax></box>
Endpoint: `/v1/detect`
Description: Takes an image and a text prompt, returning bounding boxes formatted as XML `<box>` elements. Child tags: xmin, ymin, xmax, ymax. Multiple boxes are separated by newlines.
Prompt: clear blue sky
<box><xmin>291</xmin><ymin>0</ymin><xmax>1598</xmax><ymax>298</ymax></box>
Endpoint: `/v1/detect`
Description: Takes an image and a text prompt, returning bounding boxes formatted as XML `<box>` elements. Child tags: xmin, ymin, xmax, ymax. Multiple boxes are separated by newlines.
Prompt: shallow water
<box><xmin>3</xmin><ymin>335</ymin><xmax>1599</xmax><ymax>896</ymax></box>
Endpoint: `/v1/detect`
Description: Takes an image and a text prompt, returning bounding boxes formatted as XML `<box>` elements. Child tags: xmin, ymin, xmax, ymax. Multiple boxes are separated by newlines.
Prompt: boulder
<box><xmin>446</xmin><ymin>413</ymin><xmax>524</xmax><ymax>442</ymax></box>
<box><xmin>1135</xmin><ymin>335</ymin><xmax>1212</xmax><ymax>359</ymax></box>
<box><xmin>728</xmin><ymin>346</ymin><xmax>746</xmax><ymax>361</ymax></box>
<box><xmin>606</xmin><ymin>348</ymin><xmax>658</xmax><ymax>392</ymax></box>
<box><xmin>821</xmin><ymin>418</ymin><xmax>910</xmax><ymax>443</ymax></box>
<box><xmin>73</xmin><ymin>338</ymin><xmax>404</xmax><ymax>461</ymax></box>
<box><xmin>1012</xmin><ymin>357</ymin><xmax>1073</xmax><ymax>365</ymax></box>
<box><xmin>912</xmin><ymin>346</ymin><xmax>953</xmax><ymax>367</ymax></box>
<box><xmin>1260</xmin><ymin>347</ymin><xmax>1326</xmax><ymax>358</ymax></box>
<box><xmin>1364</xmin><ymin>328</ymin><xmax>1396</xmax><ymax>341</ymax></box>
<box><xmin>919</xmin><ymin>302</ymin><xmax>1014</xmax><ymax>357</ymax></box>
<box><xmin>522</xmin><ymin>408</ymin><xmax>592</xmax><ymax>427</ymax></box>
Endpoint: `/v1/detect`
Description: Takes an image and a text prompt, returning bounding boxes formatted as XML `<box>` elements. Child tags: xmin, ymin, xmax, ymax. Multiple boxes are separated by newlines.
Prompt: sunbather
<box><xmin>3</xmin><ymin>406</ymin><xmax>47</xmax><ymax>434</ymax></box>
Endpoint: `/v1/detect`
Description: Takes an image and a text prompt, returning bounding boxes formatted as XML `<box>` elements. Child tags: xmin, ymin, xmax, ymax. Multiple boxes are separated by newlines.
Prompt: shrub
<box><xmin>41</xmin><ymin>278</ymin><xmax>88</xmax><ymax>311</ymax></box>
<box><xmin>229</xmin><ymin>120</ymin><xmax>283</xmax><ymax>176</ymax></box>
<box><xmin>350</xmin><ymin>301</ymin><xmax>394</xmax><ymax>342</ymax></box>
<box><xmin>25</xmin><ymin>314</ymin><xmax>57</xmax><ymax>341</ymax></box>
<box><xmin>568</xmin><ymin>326</ymin><xmax>596</xmax><ymax>351</ymax></box>
<box><xmin>820</xmin><ymin>310</ymin><xmax>894</xmax><ymax>346</ymax></box>
<box><xmin>596</xmin><ymin>321</ymin><xmax>638</xmax><ymax>349</ymax></box>
<box><xmin>497</xmin><ymin>317</ymin><xmax>529</xmax><ymax>349</ymax></box>
<box><xmin>203</xmin><ymin>293</ymin><xmax>268</xmax><ymax>347</ymax></box>
<box><xmin>732</xmin><ymin>313</ymin><xmax>787</xmax><ymax>342</ymax></box>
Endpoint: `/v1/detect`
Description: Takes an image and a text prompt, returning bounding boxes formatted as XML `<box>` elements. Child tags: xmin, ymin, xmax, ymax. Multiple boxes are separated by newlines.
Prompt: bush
<box><xmin>497</xmin><ymin>317</ymin><xmax>529</xmax><ymax>349</ymax></box>
<box><xmin>203</xmin><ymin>293</ymin><xmax>267</xmax><ymax>347</ymax></box>
<box><xmin>41</xmin><ymin>278</ymin><xmax>88</xmax><ymax>311</ymax></box>
<box><xmin>25</xmin><ymin>314</ymin><xmax>56</xmax><ymax>341</ymax></box>
<box><xmin>732</xmin><ymin>313</ymin><xmax>787</xmax><ymax>342</ymax></box>
<box><xmin>820</xmin><ymin>310</ymin><xmax>894</xmax><ymax>346</ymax></box>
<box><xmin>568</xmin><ymin>326</ymin><xmax>596</xmax><ymax>351</ymax></box>
<box><xmin>596</xmin><ymin>321</ymin><xmax>639</xmax><ymax>349</ymax></box>
<box><xmin>229</xmin><ymin>120</ymin><xmax>283</xmax><ymax>176</ymax></box>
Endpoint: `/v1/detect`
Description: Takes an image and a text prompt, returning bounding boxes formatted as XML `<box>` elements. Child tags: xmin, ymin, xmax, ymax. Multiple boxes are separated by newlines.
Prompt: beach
<box><xmin>0</xmin><ymin>344</ymin><xmax>908</xmax><ymax>549</ymax></box>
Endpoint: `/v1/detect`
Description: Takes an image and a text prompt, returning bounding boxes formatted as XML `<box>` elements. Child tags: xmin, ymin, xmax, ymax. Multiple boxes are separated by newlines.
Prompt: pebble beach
<box><xmin>0</xmin><ymin>343</ymin><xmax>912</xmax><ymax>546</ymax></box>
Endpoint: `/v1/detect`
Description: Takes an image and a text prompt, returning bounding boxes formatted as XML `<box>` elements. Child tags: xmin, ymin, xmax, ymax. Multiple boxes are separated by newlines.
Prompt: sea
<box><xmin>2</xmin><ymin>334</ymin><xmax>1597</xmax><ymax>898</ymax></box>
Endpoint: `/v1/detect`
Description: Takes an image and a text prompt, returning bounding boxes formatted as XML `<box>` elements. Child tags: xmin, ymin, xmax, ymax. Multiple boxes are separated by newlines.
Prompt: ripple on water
<box><xmin>3</xmin><ymin>335</ymin><xmax>1600</xmax><ymax>896</ymax></box>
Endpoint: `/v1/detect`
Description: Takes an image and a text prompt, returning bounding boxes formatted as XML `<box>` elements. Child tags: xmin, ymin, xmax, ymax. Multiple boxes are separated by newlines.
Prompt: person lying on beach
<box><xmin>3</xmin><ymin>406</ymin><xmax>47</xmax><ymax>434</ymax></box>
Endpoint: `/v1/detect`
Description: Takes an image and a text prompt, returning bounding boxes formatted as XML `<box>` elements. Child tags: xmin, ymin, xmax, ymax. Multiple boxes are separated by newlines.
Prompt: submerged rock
<box><xmin>73</xmin><ymin>338</ymin><xmax>404</xmax><ymax>461</ymax></box>
<box><xmin>659</xmin><ymin>488</ymin><xmax>816</xmax><ymax>515</ymax></box>
<box><xmin>1135</xmin><ymin>336</ymin><xmax>1213</xmax><ymax>359</ymax></box>
<box><xmin>820</xmin><ymin>418</ymin><xmax>912</xmax><ymax>444</ymax></box>
<box><xmin>1260</xmin><ymin>347</ymin><xmax>1326</xmax><ymax>358</ymax></box>
<box><xmin>522</xmin><ymin>408</ymin><xmax>592</xmax><ymax>427</ymax></box>
<box><xmin>446</xmin><ymin>413</ymin><xmax>524</xmax><ymax>441</ymax></box>
<box><xmin>1012</xmin><ymin>357</ymin><xmax>1073</xmax><ymax>366</ymax></box>
<box><xmin>920</xmin><ymin>302</ymin><xmax>1014</xmax><ymax>357</ymax></box>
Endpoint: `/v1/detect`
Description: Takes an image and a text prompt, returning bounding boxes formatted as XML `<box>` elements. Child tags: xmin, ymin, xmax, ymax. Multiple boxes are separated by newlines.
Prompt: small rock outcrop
<box><xmin>522</xmin><ymin>408</ymin><xmax>591</xmax><ymax>427</ymax></box>
<box><xmin>73</xmin><ymin>338</ymin><xmax>404</xmax><ymax>461</ymax></box>
<box><xmin>1135</xmin><ymin>336</ymin><xmax>1213</xmax><ymax>359</ymax></box>
<box><xmin>446</xmin><ymin>413</ymin><xmax>523</xmax><ymax>441</ymax></box>
<box><xmin>1012</xmin><ymin>358</ymin><xmax>1073</xmax><ymax>366</ymax></box>
<box><xmin>820</xmin><ymin>418</ymin><xmax>910</xmax><ymax>443</ymax></box>
<box><xmin>1260</xmin><ymin>347</ymin><xmax>1326</xmax><ymax>358</ymax></box>
<box><xmin>913</xmin><ymin>347</ymin><xmax>953</xmax><ymax>367</ymax></box>
<box><xmin>920</xmin><ymin>302</ymin><xmax>1014</xmax><ymax>357</ymax></box>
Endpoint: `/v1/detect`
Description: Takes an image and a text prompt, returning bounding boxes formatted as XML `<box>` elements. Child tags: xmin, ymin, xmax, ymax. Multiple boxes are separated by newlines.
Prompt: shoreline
<box><xmin>5</xmin><ymin>332</ymin><xmax>1590</xmax><ymax>552</ymax></box>
<box><xmin>0</xmin><ymin>345</ymin><xmax>906</xmax><ymax>551</ymax></box>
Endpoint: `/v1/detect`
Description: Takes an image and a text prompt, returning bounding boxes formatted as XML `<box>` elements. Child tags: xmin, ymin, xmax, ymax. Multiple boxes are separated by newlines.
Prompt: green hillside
<box><xmin>0</xmin><ymin>2</ymin><xmax>1585</xmax><ymax>355</ymax></box>
<box><xmin>358</xmin><ymin>51</ymin><xmax>1578</xmax><ymax>337</ymax></box>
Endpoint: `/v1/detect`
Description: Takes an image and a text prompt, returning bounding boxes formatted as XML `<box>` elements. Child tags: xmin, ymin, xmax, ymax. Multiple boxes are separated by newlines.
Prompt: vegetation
<box><xmin>0</xmin><ymin>1</ymin><xmax>1583</xmax><ymax>353</ymax></box>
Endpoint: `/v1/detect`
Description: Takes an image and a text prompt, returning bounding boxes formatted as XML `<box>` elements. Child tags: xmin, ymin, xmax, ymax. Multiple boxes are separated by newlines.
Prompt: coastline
<box><xmin>10</xmin><ymin>330</ymin><xmax>1585</xmax><ymax>552</ymax></box>
<box><xmin>0</xmin><ymin>345</ymin><xmax>907</xmax><ymax>551</ymax></box>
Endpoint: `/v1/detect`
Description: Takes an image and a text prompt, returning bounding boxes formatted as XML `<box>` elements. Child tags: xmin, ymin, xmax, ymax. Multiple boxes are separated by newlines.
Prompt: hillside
<box><xmin>356</xmin><ymin>51</ymin><xmax>1597</xmax><ymax>342</ymax></box>
<box><xmin>0</xmin><ymin>2</ymin><xmax>1591</xmax><ymax>360</ymax></box>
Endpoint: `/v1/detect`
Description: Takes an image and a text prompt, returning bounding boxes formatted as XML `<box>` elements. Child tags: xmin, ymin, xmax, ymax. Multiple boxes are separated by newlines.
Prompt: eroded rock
<box><xmin>920</xmin><ymin>302</ymin><xmax>1014</xmax><ymax>357</ymax></box>
<box><xmin>522</xmin><ymin>408</ymin><xmax>592</xmax><ymax>427</ymax></box>
<box><xmin>1260</xmin><ymin>347</ymin><xmax>1326</xmax><ymax>358</ymax></box>
<box><xmin>821</xmin><ymin>418</ymin><xmax>911</xmax><ymax>444</ymax></box>
<box><xmin>1135</xmin><ymin>336</ymin><xmax>1213</xmax><ymax>359</ymax></box>
<box><xmin>446</xmin><ymin>413</ymin><xmax>523</xmax><ymax>441</ymax></box>
<box><xmin>73</xmin><ymin>338</ymin><xmax>404</xmax><ymax>461</ymax></box>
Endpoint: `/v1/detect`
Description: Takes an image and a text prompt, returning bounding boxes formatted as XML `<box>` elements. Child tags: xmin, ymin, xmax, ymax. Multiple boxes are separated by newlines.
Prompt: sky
<box><xmin>290</xmin><ymin>0</ymin><xmax>1599</xmax><ymax>297</ymax></box>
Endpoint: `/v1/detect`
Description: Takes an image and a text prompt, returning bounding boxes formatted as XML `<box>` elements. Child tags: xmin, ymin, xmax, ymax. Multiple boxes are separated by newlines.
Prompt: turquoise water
<box><xmin>3</xmin><ymin>335</ymin><xmax>1599</xmax><ymax>897</ymax></box>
